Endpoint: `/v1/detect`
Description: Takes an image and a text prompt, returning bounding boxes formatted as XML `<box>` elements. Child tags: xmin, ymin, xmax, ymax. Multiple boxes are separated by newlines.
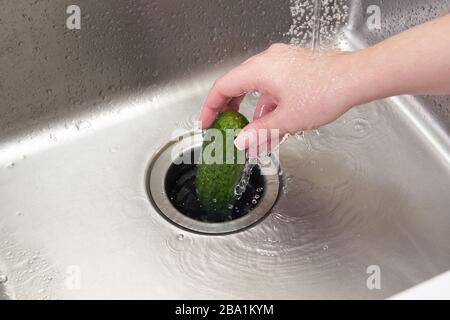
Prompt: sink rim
<box><xmin>146</xmin><ymin>130</ymin><xmax>281</xmax><ymax>235</ymax></box>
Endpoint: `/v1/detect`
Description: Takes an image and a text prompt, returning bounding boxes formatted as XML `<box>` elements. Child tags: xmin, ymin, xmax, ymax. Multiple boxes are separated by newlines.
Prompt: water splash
<box><xmin>286</xmin><ymin>0</ymin><xmax>350</xmax><ymax>49</ymax></box>
<box><xmin>234</xmin><ymin>162</ymin><xmax>255</xmax><ymax>200</ymax></box>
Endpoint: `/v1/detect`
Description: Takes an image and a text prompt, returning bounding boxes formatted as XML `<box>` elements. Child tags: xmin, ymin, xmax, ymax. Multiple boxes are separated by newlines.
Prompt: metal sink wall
<box><xmin>1</xmin><ymin>0</ymin><xmax>450</xmax><ymax>299</ymax></box>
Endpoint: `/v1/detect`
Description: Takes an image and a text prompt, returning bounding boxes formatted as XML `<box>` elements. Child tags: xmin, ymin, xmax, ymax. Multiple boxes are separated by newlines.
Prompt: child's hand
<box><xmin>200</xmin><ymin>44</ymin><xmax>358</xmax><ymax>150</ymax></box>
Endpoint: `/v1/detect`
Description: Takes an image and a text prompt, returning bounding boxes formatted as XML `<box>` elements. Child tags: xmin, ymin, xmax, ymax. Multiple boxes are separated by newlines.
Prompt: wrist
<box><xmin>334</xmin><ymin>47</ymin><xmax>401</xmax><ymax>110</ymax></box>
<box><xmin>321</xmin><ymin>50</ymin><xmax>370</xmax><ymax>113</ymax></box>
<box><xmin>342</xmin><ymin>44</ymin><xmax>413</xmax><ymax>107</ymax></box>
<box><xmin>337</xmin><ymin>50</ymin><xmax>380</xmax><ymax>109</ymax></box>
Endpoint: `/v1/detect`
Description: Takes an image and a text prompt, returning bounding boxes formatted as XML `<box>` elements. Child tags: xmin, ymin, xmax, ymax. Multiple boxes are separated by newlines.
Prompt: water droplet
<box><xmin>0</xmin><ymin>275</ymin><xmax>8</xmax><ymax>284</ymax></box>
<box><xmin>75</xmin><ymin>120</ymin><xmax>91</xmax><ymax>131</ymax></box>
<box><xmin>176</xmin><ymin>234</ymin><xmax>185</xmax><ymax>241</ymax></box>
<box><xmin>251</xmin><ymin>91</ymin><xmax>261</xmax><ymax>98</ymax></box>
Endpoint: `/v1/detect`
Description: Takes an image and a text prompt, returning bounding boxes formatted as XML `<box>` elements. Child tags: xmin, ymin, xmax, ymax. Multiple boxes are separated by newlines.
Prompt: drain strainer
<box><xmin>146</xmin><ymin>131</ymin><xmax>280</xmax><ymax>234</ymax></box>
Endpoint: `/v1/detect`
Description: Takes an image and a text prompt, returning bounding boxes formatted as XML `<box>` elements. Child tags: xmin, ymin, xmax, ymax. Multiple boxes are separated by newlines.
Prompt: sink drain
<box><xmin>146</xmin><ymin>131</ymin><xmax>280</xmax><ymax>234</ymax></box>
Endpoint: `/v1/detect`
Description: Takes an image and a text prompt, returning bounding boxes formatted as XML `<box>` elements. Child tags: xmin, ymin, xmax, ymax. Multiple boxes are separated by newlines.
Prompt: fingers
<box><xmin>235</xmin><ymin>108</ymin><xmax>287</xmax><ymax>151</ymax></box>
<box><xmin>228</xmin><ymin>94</ymin><xmax>246</xmax><ymax>111</ymax></box>
<box><xmin>247</xmin><ymin>94</ymin><xmax>279</xmax><ymax>156</ymax></box>
<box><xmin>200</xmin><ymin>93</ymin><xmax>247</xmax><ymax>127</ymax></box>
<box><xmin>199</xmin><ymin>104</ymin><xmax>220</xmax><ymax>129</ymax></box>
<box><xmin>253</xmin><ymin>94</ymin><xmax>277</xmax><ymax>121</ymax></box>
<box><xmin>199</xmin><ymin>58</ymin><xmax>265</xmax><ymax>128</ymax></box>
<box><xmin>248</xmin><ymin>131</ymin><xmax>286</xmax><ymax>158</ymax></box>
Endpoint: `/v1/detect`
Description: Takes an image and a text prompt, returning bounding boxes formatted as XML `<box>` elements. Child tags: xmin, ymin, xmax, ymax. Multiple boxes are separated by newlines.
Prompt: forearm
<box><xmin>346</xmin><ymin>13</ymin><xmax>450</xmax><ymax>107</ymax></box>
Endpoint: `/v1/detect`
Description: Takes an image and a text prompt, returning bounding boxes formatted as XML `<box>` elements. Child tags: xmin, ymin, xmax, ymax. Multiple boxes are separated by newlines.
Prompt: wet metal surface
<box><xmin>1</xmin><ymin>0</ymin><xmax>450</xmax><ymax>299</ymax></box>
<box><xmin>147</xmin><ymin>133</ymin><xmax>280</xmax><ymax>234</ymax></box>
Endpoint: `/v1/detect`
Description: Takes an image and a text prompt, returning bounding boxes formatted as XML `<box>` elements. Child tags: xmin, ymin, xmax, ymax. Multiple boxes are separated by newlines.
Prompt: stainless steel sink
<box><xmin>1</xmin><ymin>0</ymin><xmax>450</xmax><ymax>299</ymax></box>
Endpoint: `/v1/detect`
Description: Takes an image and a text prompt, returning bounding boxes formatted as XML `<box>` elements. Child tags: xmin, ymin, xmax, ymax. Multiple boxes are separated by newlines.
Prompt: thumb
<box><xmin>234</xmin><ymin>109</ymin><xmax>286</xmax><ymax>151</ymax></box>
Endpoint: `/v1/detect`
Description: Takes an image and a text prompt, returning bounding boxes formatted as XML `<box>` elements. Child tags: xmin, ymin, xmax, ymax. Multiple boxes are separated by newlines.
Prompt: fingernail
<box><xmin>234</xmin><ymin>134</ymin><xmax>245</xmax><ymax>151</ymax></box>
<box><xmin>234</xmin><ymin>130</ymin><xmax>256</xmax><ymax>151</ymax></box>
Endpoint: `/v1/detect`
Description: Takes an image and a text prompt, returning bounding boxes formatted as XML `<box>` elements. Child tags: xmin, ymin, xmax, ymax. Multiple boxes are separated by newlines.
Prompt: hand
<box><xmin>199</xmin><ymin>44</ymin><xmax>358</xmax><ymax>151</ymax></box>
<box><xmin>200</xmin><ymin>14</ymin><xmax>450</xmax><ymax>152</ymax></box>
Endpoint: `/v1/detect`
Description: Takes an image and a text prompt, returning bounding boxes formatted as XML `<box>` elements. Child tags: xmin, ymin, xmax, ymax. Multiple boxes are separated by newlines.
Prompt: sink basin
<box><xmin>1</xmin><ymin>0</ymin><xmax>449</xmax><ymax>299</ymax></box>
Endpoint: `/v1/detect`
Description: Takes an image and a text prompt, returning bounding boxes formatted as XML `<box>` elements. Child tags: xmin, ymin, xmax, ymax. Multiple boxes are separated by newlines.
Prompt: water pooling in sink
<box><xmin>159</xmin><ymin>100</ymin><xmax>390</xmax><ymax>292</ymax></box>
<box><xmin>154</xmin><ymin>37</ymin><xmax>450</xmax><ymax>295</ymax></box>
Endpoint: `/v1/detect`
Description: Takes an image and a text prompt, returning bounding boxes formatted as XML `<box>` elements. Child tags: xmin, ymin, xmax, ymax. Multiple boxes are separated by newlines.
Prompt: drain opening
<box><xmin>147</xmin><ymin>131</ymin><xmax>280</xmax><ymax>235</ymax></box>
<box><xmin>165</xmin><ymin>149</ymin><xmax>265</xmax><ymax>223</ymax></box>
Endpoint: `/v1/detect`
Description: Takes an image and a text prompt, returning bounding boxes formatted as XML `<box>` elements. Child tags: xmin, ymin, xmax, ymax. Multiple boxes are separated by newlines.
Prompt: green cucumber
<box><xmin>195</xmin><ymin>111</ymin><xmax>249</xmax><ymax>212</ymax></box>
